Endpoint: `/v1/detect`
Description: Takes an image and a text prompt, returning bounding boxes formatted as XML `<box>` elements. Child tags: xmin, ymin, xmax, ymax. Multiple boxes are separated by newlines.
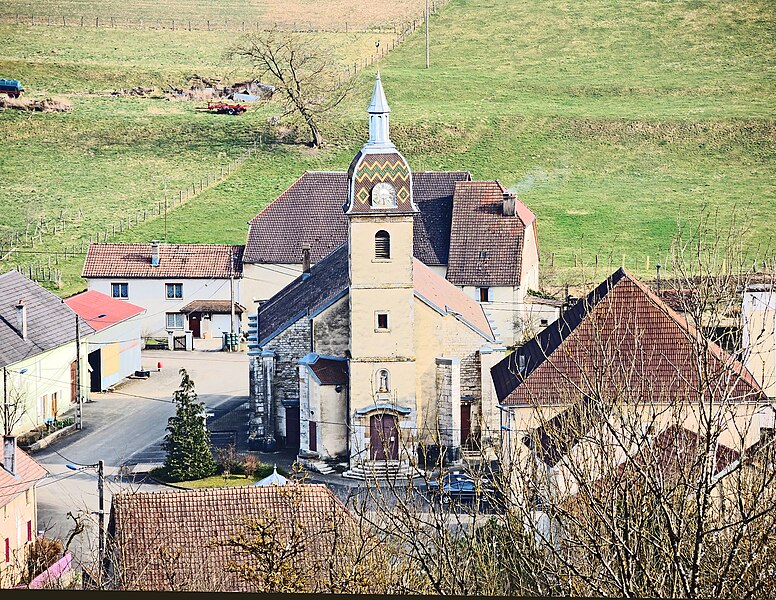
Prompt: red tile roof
<box><xmin>108</xmin><ymin>484</ymin><xmax>365</xmax><ymax>592</ymax></box>
<box><xmin>244</xmin><ymin>171</ymin><xmax>471</xmax><ymax>267</ymax></box>
<box><xmin>447</xmin><ymin>181</ymin><xmax>535</xmax><ymax>287</ymax></box>
<box><xmin>413</xmin><ymin>258</ymin><xmax>494</xmax><ymax>341</ymax></box>
<box><xmin>65</xmin><ymin>290</ymin><xmax>145</xmax><ymax>332</ymax></box>
<box><xmin>82</xmin><ymin>244</ymin><xmax>244</xmax><ymax>279</ymax></box>
<box><xmin>0</xmin><ymin>445</ymin><xmax>47</xmax><ymax>507</ymax></box>
<box><xmin>493</xmin><ymin>268</ymin><xmax>765</xmax><ymax>406</ymax></box>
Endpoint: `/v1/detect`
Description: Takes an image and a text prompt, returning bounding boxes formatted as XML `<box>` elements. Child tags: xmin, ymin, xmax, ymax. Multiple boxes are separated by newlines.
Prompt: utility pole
<box><xmin>425</xmin><ymin>0</ymin><xmax>430</xmax><ymax>69</ymax></box>
<box><xmin>97</xmin><ymin>459</ymin><xmax>105</xmax><ymax>567</ymax></box>
<box><xmin>75</xmin><ymin>314</ymin><xmax>82</xmax><ymax>430</ymax></box>
<box><xmin>2</xmin><ymin>368</ymin><xmax>8</xmax><ymax>436</ymax></box>
<box><xmin>229</xmin><ymin>247</ymin><xmax>236</xmax><ymax>349</ymax></box>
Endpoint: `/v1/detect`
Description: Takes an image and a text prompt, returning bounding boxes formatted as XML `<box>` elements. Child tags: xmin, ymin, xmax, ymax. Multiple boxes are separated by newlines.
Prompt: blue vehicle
<box><xmin>427</xmin><ymin>470</ymin><xmax>503</xmax><ymax>511</ymax></box>
<box><xmin>0</xmin><ymin>79</ymin><xmax>24</xmax><ymax>98</ymax></box>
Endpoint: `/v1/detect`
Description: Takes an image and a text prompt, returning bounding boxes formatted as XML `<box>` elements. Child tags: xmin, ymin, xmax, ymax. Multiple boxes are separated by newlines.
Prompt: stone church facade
<box><xmin>248</xmin><ymin>75</ymin><xmax>543</xmax><ymax>473</ymax></box>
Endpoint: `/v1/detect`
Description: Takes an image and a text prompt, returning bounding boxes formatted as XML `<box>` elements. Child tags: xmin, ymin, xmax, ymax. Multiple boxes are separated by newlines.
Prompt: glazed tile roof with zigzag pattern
<box><xmin>347</xmin><ymin>151</ymin><xmax>414</xmax><ymax>214</ymax></box>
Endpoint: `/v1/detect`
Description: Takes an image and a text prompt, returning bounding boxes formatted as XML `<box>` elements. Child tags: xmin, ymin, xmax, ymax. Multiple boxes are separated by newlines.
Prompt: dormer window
<box><xmin>375</xmin><ymin>231</ymin><xmax>390</xmax><ymax>259</ymax></box>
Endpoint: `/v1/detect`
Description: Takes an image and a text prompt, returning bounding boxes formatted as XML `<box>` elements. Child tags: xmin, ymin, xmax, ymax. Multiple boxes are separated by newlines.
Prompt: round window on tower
<box><xmin>371</xmin><ymin>182</ymin><xmax>397</xmax><ymax>208</ymax></box>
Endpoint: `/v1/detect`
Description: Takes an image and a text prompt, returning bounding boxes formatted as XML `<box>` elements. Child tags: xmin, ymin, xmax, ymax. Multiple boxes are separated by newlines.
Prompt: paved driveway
<box><xmin>32</xmin><ymin>349</ymin><xmax>249</xmax><ymax>571</ymax></box>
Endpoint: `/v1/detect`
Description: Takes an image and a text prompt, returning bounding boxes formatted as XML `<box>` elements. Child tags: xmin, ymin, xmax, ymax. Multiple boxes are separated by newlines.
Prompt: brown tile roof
<box><xmin>413</xmin><ymin>258</ymin><xmax>494</xmax><ymax>341</ymax></box>
<box><xmin>492</xmin><ymin>268</ymin><xmax>765</xmax><ymax>406</ymax></box>
<box><xmin>447</xmin><ymin>181</ymin><xmax>535</xmax><ymax>287</ymax></box>
<box><xmin>0</xmin><ymin>444</ymin><xmax>47</xmax><ymax>507</ymax></box>
<box><xmin>82</xmin><ymin>244</ymin><xmax>244</xmax><ymax>279</ymax></box>
<box><xmin>180</xmin><ymin>300</ymin><xmax>245</xmax><ymax>314</ymax></box>
<box><xmin>244</xmin><ymin>170</ymin><xmax>471</xmax><ymax>267</ymax></box>
<box><xmin>108</xmin><ymin>484</ymin><xmax>366</xmax><ymax>592</ymax></box>
<box><xmin>303</xmin><ymin>353</ymin><xmax>349</xmax><ymax>385</ymax></box>
<box><xmin>1</xmin><ymin>271</ymin><xmax>95</xmax><ymax>367</ymax></box>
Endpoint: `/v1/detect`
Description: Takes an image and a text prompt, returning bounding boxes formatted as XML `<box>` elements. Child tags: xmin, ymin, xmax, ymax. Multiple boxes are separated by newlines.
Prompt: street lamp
<box><xmin>66</xmin><ymin>460</ymin><xmax>105</xmax><ymax>577</ymax></box>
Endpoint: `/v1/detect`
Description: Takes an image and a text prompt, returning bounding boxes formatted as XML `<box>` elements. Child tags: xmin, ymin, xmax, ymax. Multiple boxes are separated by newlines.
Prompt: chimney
<box><xmin>16</xmin><ymin>299</ymin><xmax>27</xmax><ymax>340</ymax></box>
<box><xmin>3</xmin><ymin>436</ymin><xmax>16</xmax><ymax>475</ymax></box>
<box><xmin>151</xmin><ymin>240</ymin><xmax>160</xmax><ymax>267</ymax></box>
<box><xmin>502</xmin><ymin>191</ymin><xmax>516</xmax><ymax>217</ymax></box>
<box><xmin>301</xmin><ymin>244</ymin><xmax>311</xmax><ymax>275</ymax></box>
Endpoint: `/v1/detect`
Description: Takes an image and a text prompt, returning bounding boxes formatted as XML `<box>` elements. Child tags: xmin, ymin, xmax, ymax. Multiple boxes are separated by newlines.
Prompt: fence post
<box><xmin>81</xmin><ymin>16</ymin><xmax>84</xmax><ymax>27</ymax></box>
<box><xmin>172</xmin><ymin>19</ymin><xmax>175</xmax><ymax>30</ymax></box>
<box><xmin>207</xmin><ymin>20</ymin><xmax>210</xmax><ymax>31</ymax></box>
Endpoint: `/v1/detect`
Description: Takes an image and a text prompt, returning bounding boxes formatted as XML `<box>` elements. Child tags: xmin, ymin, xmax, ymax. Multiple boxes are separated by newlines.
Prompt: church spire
<box><xmin>366</xmin><ymin>72</ymin><xmax>393</xmax><ymax>150</ymax></box>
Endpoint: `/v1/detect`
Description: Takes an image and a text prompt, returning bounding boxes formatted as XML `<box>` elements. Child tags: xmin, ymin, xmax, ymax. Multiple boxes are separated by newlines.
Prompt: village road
<box><xmin>32</xmin><ymin>348</ymin><xmax>249</xmax><ymax>573</ymax></box>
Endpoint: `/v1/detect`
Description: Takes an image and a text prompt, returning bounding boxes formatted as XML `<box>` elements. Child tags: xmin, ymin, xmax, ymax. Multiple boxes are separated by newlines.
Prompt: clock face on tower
<box><xmin>371</xmin><ymin>182</ymin><xmax>397</xmax><ymax>208</ymax></box>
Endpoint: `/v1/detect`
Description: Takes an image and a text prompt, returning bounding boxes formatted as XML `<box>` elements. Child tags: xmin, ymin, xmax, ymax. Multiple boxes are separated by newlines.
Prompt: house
<box><xmin>491</xmin><ymin>268</ymin><xmax>772</xmax><ymax>495</ymax></box>
<box><xmin>64</xmin><ymin>291</ymin><xmax>146</xmax><ymax>392</ymax></box>
<box><xmin>82</xmin><ymin>242</ymin><xmax>244</xmax><ymax>341</ymax></box>
<box><xmin>0</xmin><ymin>437</ymin><xmax>47</xmax><ymax>588</ymax></box>
<box><xmin>742</xmin><ymin>283</ymin><xmax>776</xmax><ymax>398</ymax></box>
<box><xmin>242</xmin><ymin>73</ymin><xmax>556</xmax><ymax>347</ymax></box>
<box><xmin>248</xmin><ymin>75</ymin><xmax>508</xmax><ymax>475</ymax></box>
<box><xmin>0</xmin><ymin>271</ymin><xmax>92</xmax><ymax>436</ymax></box>
<box><xmin>105</xmin><ymin>485</ymin><xmax>376</xmax><ymax>592</ymax></box>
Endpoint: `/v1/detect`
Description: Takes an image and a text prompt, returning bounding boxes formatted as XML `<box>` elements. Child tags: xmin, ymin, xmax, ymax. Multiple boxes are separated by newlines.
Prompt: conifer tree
<box><xmin>162</xmin><ymin>368</ymin><xmax>216</xmax><ymax>482</ymax></box>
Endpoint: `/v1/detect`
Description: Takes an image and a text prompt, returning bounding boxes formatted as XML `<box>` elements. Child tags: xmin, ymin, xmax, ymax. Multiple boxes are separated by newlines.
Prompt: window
<box><xmin>374</xmin><ymin>230</ymin><xmax>390</xmax><ymax>259</ymax></box>
<box><xmin>4</xmin><ymin>538</ymin><xmax>9</xmax><ymax>563</ymax></box>
<box><xmin>540</xmin><ymin>319</ymin><xmax>549</xmax><ymax>327</ymax></box>
<box><xmin>376</xmin><ymin>312</ymin><xmax>389</xmax><ymax>331</ymax></box>
<box><xmin>111</xmin><ymin>283</ymin><xmax>128</xmax><ymax>298</ymax></box>
<box><xmin>478</xmin><ymin>287</ymin><xmax>493</xmax><ymax>302</ymax></box>
<box><xmin>165</xmin><ymin>283</ymin><xmax>183</xmax><ymax>299</ymax></box>
<box><xmin>166</xmin><ymin>313</ymin><xmax>184</xmax><ymax>330</ymax></box>
<box><xmin>26</xmin><ymin>520</ymin><xmax>32</xmax><ymax>542</ymax></box>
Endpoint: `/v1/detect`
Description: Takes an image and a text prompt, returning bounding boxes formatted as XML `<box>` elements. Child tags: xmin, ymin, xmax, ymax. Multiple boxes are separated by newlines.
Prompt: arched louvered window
<box><xmin>375</xmin><ymin>230</ymin><xmax>390</xmax><ymax>259</ymax></box>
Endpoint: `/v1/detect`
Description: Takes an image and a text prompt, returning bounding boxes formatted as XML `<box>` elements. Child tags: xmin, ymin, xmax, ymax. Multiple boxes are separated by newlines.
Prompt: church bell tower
<box><xmin>345</xmin><ymin>73</ymin><xmax>418</xmax><ymax>458</ymax></box>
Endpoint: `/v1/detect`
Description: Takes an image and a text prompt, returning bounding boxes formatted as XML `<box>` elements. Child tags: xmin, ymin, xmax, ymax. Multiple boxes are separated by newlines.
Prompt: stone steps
<box><xmin>304</xmin><ymin>459</ymin><xmax>336</xmax><ymax>475</ymax></box>
<box><xmin>342</xmin><ymin>460</ymin><xmax>422</xmax><ymax>481</ymax></box>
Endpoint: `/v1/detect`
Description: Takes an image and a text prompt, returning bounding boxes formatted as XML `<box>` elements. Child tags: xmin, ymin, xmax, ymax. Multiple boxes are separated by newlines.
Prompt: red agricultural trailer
<box><xmin>196</xmin><ymin>101</ymin><xmax>248</xmax><ymax>115</ymax></box>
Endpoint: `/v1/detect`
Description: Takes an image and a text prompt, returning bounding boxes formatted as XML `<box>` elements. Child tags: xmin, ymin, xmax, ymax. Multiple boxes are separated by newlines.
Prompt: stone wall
<box><xmin>313</xmin><ymin>298</ymin><xmax>349</xmax><ymax>356</ymax></box>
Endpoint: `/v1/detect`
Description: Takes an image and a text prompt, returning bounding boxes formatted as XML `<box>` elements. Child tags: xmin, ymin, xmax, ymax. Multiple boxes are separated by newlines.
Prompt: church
<box><xmin>247</xmin><ymin>74</ymin><xmax>546</xmax><ymax>474</ymax></box>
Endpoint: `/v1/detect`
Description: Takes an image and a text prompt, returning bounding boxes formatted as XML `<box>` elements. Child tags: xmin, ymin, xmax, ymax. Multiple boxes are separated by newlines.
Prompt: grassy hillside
<box><xmin>0</xmin><ymin>0</ymin><xmax>773</xmax><ymax>296</ymax></box>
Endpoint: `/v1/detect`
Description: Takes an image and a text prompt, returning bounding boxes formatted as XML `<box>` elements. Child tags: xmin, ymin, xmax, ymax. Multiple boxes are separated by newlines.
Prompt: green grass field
<box><xmin>0</xmin><ymin>0</ymin><xmax>773</xmax><ymax>296</ymax></box>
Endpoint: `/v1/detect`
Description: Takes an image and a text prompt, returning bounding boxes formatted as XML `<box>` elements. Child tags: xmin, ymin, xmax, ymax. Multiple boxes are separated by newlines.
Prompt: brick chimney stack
<box><xmin>301</xmin><ymin>244</ymin><xmax>311</xmax><ymax>274</ymax></box>
<box><xmin>502</xmin><ymin>191</ymin><xmax>516</xmax><ymax>217</ymax></box>
<box><xmin>151</xmin><ymin>240</ymin><xmax>160</xmax><ymax>267</ymax></box>
<box><xmin>16</xmin><ymin>299</ymin><xmax>27</xmax><ymax>340</ymax></box>
<box><xmin>3</xmin><ymin>436</ymin><xmax>16</xmax><ymax>475</ymax></box>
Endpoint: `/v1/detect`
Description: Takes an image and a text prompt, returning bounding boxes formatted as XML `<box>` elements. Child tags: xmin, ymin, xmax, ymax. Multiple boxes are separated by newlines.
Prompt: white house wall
<box><xmin>86</xmin><ymin>278</ymin><xmax>239</xmax><ymax>338</ymax></box>
<box><xmin>5</xmin><ymin>341</ymin><xmax>89</xmax><ymax>435</ymax></box>
<box><xmin>87</xmin><ymin>317</ymin><xmax>142</xmax><ymax>391</ymax></box>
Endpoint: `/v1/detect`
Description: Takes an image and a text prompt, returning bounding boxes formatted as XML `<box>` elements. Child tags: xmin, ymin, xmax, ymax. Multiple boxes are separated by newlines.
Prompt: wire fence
<box><xmin>0</xmin><ymin>1</ymin><xmax>445</xmax><ymax>34</ymax></box>
<box><xmin>0</xmin><ymin>0</ymin><xmax>450</xmax><ymax>287</ymax></box>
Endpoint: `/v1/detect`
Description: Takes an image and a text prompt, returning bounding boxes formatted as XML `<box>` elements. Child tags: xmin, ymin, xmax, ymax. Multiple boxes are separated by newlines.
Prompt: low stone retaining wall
<box><xmin>24</xmin><ymin>424</ymin><xmax>78</xmax><ymax>453</ymax></box>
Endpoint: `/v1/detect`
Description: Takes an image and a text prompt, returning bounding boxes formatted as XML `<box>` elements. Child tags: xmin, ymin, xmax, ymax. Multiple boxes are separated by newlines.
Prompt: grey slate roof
<box><xmin>0</xmin><ymin>271</ymin><xmax>95</xmax><ymax>367</ymax></box>
<box><xmin>244</xmin><ymin>171</ymin><xmax>470</xmax><ymax>267</ymax></box>
<box><xmin>258</xmin><ymin>245</ymin><xmax>349</xmax><ymax>346</ymax></box>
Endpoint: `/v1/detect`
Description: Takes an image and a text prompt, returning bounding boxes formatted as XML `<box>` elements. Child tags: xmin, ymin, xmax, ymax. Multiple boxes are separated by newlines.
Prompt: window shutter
<box><xmin>374</xmin><ymin>231</ymin><xmax>390</xmax><ymax>259</ymax></box>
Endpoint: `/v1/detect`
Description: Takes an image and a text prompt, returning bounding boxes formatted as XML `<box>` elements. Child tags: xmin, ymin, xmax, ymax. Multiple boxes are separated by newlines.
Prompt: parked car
<box><xmin>427</xmin><ymin>470</ymin><xmax>504</xmax><ymax>512</ymax></box>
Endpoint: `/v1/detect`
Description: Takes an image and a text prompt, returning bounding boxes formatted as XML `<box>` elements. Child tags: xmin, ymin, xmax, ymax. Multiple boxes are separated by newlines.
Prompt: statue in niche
<box><xmin>378</xmin><ymin>369</ymin><xmax>390</xmax><ymax>393</ymax></box>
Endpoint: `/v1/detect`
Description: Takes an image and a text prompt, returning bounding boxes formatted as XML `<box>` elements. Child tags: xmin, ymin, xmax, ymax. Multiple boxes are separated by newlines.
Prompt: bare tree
<box><xmin>231</xmin><ymin>28</ymin><xmax>354</xmax><ymax>147</ymax></box>
<box><xmin>344</xmin><ymin>221</ymin><xmax>776</xmax><ymax>598</ymax></box>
